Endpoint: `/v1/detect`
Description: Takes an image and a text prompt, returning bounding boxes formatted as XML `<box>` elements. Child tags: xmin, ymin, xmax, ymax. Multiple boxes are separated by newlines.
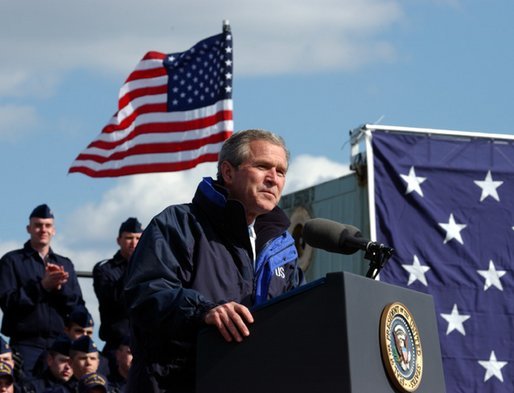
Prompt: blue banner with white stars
<box><xmin>372</xmin><ymin>129</ymin><xmax>514</xmax><ymax>392</ymax></box>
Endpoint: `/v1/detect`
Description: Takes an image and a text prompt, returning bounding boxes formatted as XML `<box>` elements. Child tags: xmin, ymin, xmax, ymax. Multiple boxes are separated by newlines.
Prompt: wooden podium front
<box><xmin>196</xmin><ymin>271</ymin><xmax>446</xmax><ymax>393</ymax></box>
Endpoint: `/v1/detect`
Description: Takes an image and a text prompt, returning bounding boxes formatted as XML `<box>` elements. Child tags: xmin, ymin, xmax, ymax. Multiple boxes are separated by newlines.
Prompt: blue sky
<box><xmin>1</xmin><ymin>0</ymin><xmax>513</xmax><ymax>342</ymax></box>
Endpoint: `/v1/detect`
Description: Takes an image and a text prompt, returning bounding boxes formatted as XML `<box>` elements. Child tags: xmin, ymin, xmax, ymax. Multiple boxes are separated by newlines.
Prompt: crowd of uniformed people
<box><xmin>0</xmin><ymin>204</ymin><xmax>142</xmax><ymax>393</ymax></box>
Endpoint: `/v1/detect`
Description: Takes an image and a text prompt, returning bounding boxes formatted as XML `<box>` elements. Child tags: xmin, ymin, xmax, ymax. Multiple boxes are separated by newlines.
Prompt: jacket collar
<box><xmin>193</xmin><ymin>177</ymin><xmax>291</xmax><ymax>254</ymax></box>
<box><xmin>23</xmin><ymin>240</ymin><xmax>55</xmax><ymax>261</ymax></box>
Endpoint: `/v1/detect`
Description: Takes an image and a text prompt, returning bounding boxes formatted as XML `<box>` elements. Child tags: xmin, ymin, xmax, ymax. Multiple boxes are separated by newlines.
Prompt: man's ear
<box><xmin>220</xmin><ymin>161</ymin><xmax>234</xmax><ymax>185</ymax></box>
<box><xmin>26</xmin><ymin>225</ymin><xmax>30</xmax><ymax>234</ymax></box>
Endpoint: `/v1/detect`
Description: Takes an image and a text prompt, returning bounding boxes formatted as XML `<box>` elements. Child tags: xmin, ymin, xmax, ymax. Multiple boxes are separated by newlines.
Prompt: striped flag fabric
<box><xmin>369</xmin><ymin>126</ymin><xmax>514</xmax><ymax>392</ymax></box>
<box><xmin>69</xmin><ymin>25</ymin><xmax>233</xmax><ymax>177</ymax></box>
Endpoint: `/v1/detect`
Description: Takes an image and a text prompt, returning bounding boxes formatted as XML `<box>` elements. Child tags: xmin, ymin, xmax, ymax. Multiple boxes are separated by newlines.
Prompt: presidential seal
<box><xmin>380</xmin><ymin>302</ymin><xmax>423</xmax><ymax>392</ymax></box>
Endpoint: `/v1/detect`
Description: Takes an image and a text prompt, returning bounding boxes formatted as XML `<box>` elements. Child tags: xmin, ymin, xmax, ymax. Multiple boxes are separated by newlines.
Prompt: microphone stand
<box><xmin>364</xmin><ymin>242</ymin><xmax>394</xmax><ymax>279</ymax></box>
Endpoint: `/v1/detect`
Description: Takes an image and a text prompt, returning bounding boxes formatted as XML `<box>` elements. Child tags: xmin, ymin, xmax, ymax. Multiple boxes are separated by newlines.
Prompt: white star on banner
<box><xmin>400</xmin><ymin>166</ymin><xmax>426</xmax><ymax>196</ymax></box>
<box><xmin>402</xmin><ymin>255</ymin><xmax>430</xmax><ymax>286</ymax></box>
<box><xmin>440</xmin><ymin>304</ymin><xmax>470</xmax><ymax>335</ymax></box>
<box><xmin>477</xmin><ymin>260</ymin><xmax>506</xmax><ymax>291</ymax></box>
<box><xmin>438</xmin><ymin>213</ymin><xmax>467</xmax><ymax>244</ymax></box>
<box><xmin>474</xmin><ymin>170</ymin><xmax>503</xmax><ymax>202</ymax></box>
<box><xmin>478</xmin><ymin>351</ymin><xmax>508</xmax><ymax>382</ymax></box>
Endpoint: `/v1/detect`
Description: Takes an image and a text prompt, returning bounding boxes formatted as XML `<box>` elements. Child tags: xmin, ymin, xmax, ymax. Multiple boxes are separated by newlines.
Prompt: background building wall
<box><xmin>280</xmin><ymin>171</ymin><xmax>370</xmax><ymax>282</ymax></box>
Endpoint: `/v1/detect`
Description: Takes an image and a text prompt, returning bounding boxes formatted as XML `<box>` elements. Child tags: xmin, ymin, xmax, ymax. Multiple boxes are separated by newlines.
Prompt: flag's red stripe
<box><xmin>68</xmin><ymin>153</ymin><xmax>220</xmax><ymax>178</ymax></box>
<box><xmin>102</xmin><ymin>103</ymin><xmax>168</xmax><ymax>134</ymax></box>
<box><xmin>91</xmin><ymin>110</ymin><xmax>233</xmax><ymax>150</ymax></box>
<box><xmin>118</xmin><ymin>84</ymin><xmax>168</xmax><ymax>110</ymax></box>
<box><xmin>141</xmin><ymin>51</ymin><xmax>167</xmax><ymax>61</ymax></box>
<box><xmin>125</xmin><ymin>67</ymin><xmax>167</xmax><ymax>83</ymax></box>
<box><xmin>76</xmin><ymin>131</ymin><xmax>232</xmax><ymax>164</ymax></box>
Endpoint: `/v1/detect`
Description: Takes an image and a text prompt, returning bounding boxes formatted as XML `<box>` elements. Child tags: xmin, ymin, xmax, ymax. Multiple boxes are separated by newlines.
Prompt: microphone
<box><xmin>302</xmin><ymin>218</ymin><xmax>370</xmax><ymax>255</ymax></box>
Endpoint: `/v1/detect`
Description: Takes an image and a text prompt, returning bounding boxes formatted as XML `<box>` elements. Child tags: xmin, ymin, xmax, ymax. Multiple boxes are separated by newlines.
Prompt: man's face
<box><xmin>71</xmin><ymin>352</ymin><xmax>99</xmax><ymax>379</ymax></box>
<box><xmin>115</xmin><ymin>345</ymin><xmax>133</xmax><ymax>374</ymax></box>
<box><xmin>26</xmin><ymin>217</ymin><xmax>55</xmax><ymax>249</ymax></box>
<box><xmin>47</xmin><ymin>353</ymin><xmax>73</xmax><ymax>382</ymax></box>
<box><xmin>0</xmin><ymin>376</ymin><xmax>13</xmax><ymax>393</ymax></box>
<box><xmin>117</xmin><ymin>232</ymin><xmax>142</xmax><ymax>260</ymax></box>
<box><xmin>0</xmin><ymin>354</ymin><xmax>13</xmax><ymax>369</ymax></box>
<box><xmin>222</xmin><ymin>140</ymin><xmax>287</xmax><ymax>223</ymax></box>
<box><xmin>65</xmin><ymin>323</ymin><xmax>94</xmax><ymax>341</ymax></box>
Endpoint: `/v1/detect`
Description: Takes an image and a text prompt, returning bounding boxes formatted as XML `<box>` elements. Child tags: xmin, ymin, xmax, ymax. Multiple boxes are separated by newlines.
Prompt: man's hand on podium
<box><xmin>204</xmin><ymin>301</ymin><xmax>254</xmax><ymax>343</ymax></box>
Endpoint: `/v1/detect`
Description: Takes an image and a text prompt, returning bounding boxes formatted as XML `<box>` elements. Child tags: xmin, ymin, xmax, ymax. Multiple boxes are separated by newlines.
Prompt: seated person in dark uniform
<box><xmin>27</xmin><ymin>335</ymin><xmax>74</xmax><ymax>392</ymax></box>
<box><xmin>32</xmin><ymin>304</ymin><xmax>99</xmax><ymax>379</ymax></box>
<box><xmin>0</xmin><ymin>339</ymin><xmax>32</xmax><ymax>393</ymax></box>
<box><xmin>69</xmin><ymin>336</ymin><xmax>101</xmax><ymax>387</ymax></box>
<box><xmin>0</xmin><ymin>361</ymin><xmax>15</xmax><ymax>393</ymax></box>
<box><xmin>106</xmin><ymin>336</ymin><xmax>131</xmax><ymax>391</ymax></box>
<box><xmin>62</xmin><ymin>306</ymin><xmax>109</xmax><ymax>377</ymax></box>
<box><xmin>0</xmin><ymin>361</ymin><xmax>31</xmax><ymax>393</ymax></box>
<box><xmin>64</xmin><ymin>306</ymin><xmax>94</xmax><ymax>341</ymax></box>
<box><xmin>0</xmin><ymin>204</ymin><xmax>84</xmax><ymax>378</ymax></box>
<box><xmin>77</xmin><ymin>372</ymin><xmax>110</xmax><ymax>393</ymax></box>
<box><xmin>0</xmin><ymin>337</ymin><xmax>14</xmax><ymax>373</ymax></box>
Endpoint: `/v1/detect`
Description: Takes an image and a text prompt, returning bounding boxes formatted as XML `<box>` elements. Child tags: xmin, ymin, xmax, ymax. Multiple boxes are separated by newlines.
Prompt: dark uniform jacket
<box><xmin>0</xmin><ymin>242</ymin><xmax>84</xmax><ymax>348</ymax></box>
<box><xmin>124</xmin><ymin>177</ymin><xmax>304</xmax><ymax>392</ymax></box>
<box><xmin>92</xmin><ymin>250</ymin><xmax>130</xmax><ymax>350</ymax></box>
<box><xmin>27</xmin><ymin>368</ymin><xmax>76</xmax><ymax>393</ymax></box>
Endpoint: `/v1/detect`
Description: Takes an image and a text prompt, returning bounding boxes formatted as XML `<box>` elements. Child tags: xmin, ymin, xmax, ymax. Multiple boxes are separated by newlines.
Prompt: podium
<box><xmin>196</xmin><ymin>271</ymin><xmax>446</xmax><ymax>392</ymax></box>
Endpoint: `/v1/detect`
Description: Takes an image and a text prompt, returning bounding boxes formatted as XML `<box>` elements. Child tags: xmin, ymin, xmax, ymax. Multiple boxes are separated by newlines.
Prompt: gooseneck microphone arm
<box><xmin>302</xmin><ymin>218</ymin><xmax>394</xmax><ymax>279</ymax></box>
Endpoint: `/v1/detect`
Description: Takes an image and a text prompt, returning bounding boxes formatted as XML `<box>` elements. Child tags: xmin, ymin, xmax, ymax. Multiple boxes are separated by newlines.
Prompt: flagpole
<box><xmin>223</xmin><ymin>19</ymin><xmax>231</xmax><ymax>32</ymax></box>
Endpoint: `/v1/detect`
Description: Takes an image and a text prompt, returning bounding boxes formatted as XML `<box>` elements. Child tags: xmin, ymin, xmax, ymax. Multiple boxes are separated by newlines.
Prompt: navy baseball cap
<box><xmin>114</xmin><ymin>334</ymin><xmax>131</xmax><ymax>350</ymax></box>
<box><xmin>119</xmin><ymin>217</ymin><xmax>143</xmax><ymax>236</ymax></box>
<box><xmin>67</xmin><ymin>306</ymin><xmax>94</xmax><ymax>328</ymax></box>
<box><xmin>49</xmin><ymin>335</ymin><xmax>72</xmax><ymax>356</ymax></box>
<box><xmin>0</xmin><ymin>337</ymin><xmax>11</xmax><ymax>355</ymax></box>
<box><xmin>0</xmin><ymin>361</ymin><xmax>14</xmax><ymax>384</ymax></box>
<box><xmin>78</xmin><ymin>372</ymin><xmax>108</xmax><ymax>393</ymax></box>
<box><xmin>71</xmin><ymin>336</ymin><xmax>98</xmax><ymax>354</ymax></box>
<box><xmin>29</xmin><ymin>204</ymin><xmax>54</xmax><ymax>219</ymax></box>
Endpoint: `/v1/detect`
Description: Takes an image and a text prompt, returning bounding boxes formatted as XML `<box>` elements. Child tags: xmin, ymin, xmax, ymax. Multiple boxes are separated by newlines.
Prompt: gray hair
<box><xmin>216</xmin><ymin>129</ymin><xmax>290</xmax><ymax>180</ymax></box>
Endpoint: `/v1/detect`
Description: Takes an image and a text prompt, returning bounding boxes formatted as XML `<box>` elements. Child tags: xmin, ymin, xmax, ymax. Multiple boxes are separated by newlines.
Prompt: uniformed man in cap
<box><xmin>92</xmin><ymin>218</ymin><xmax>143</xmax><ymax>366</ymax></box>
<box><xmin>0</xmin><ymin>361</ymin><xmax>15</xmax><ymax>392</ymax></box>
<box><xmin>69</xmin><ymin>336</ymin><xmax>101</xmax><ymax>384</ymax></box>
<box><xmin>64</xmin><ymin>305</ymin><xmax>95</xmax><ymax>341</ymax></box>
<box><xmin>0</xmin><ymin>338</ymin><xmax>14</xmax><ymax>370</ymax></box>
<box><xmin>27</xmin><ymin>334</ymin><xmax>74</xmax><ymax>392</ymax></box>
<box><xmin>0</xmin><ymin>204</ymin><xmax>84</xmax><ymax>379</ymax></box>
<box><xmin>105</xmin><ymin>335</ymin><xmax>131</xmax><ymax>392</ymax></box>
<box><xmin>77</xmin><ymin>372</ymin><xmax>110</xmax><ymax>393</ymax></box>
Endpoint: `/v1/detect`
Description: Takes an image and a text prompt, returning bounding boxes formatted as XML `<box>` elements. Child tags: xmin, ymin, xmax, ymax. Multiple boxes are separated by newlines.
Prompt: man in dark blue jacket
<box><xmin>0</xmin><ymin>204</ymin><xmax>84</xmax><ymax>379</ymax></box>
<box><xmin>124</xmin><ymin>129</ymin><xmax>304</xmax><ymax>392</ymax></box>
<box><xmin>92</xmin><ymin>217</ymin><xmax>143</xmax><ymax>370</ymax></box>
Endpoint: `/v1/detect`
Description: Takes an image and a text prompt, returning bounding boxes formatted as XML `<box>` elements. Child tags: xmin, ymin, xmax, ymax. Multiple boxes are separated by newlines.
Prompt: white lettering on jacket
<box><xmin>274</xmin><ymin>266</ymin><xmax>285</xmax><ymax>278</ymax></box>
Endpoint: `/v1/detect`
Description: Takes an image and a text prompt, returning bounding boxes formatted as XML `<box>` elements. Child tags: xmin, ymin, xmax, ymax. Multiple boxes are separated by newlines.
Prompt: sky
<box><xmin>1</xmin><ymin>0</ymin><xmax>513</xmax><ymax>344</ymax></box>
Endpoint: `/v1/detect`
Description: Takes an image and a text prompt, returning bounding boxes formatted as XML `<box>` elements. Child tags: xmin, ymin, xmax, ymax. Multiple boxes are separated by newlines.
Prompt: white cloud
<box><xmin>0</xmin><ymin>0</ymin><xmax>404</xmax><ymax>97</ymax></box>
<box><xmin>0</xmin><ymin>241</ymin><xmax>22</xmax><ymax>261</ymax></box>
<box><xmin>0</xmin><ymin>72</ymin><xmax>59</xmax><ymax>99</ymax></box>
<box><xmin>0</xmin><ymin>105</ymin><xmax>40</xmax><ymax>141</ymax></box>
<box><xmin>284</xmin><ymin>154</ymin><xmax>352</xmax><ymax>194</ymax></box>
<box><xmin>60</xmin><ymin>163</ymin><xmax>219</xmax><ymax>267</ymax></box>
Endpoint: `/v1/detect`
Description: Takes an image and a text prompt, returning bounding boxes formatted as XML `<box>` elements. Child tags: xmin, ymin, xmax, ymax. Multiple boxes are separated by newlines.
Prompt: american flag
<box><xmin>69</xmin><ymin>25</ymin><xmax>233</xmax><ymax>177</ymax></box>
<box><xmin>370</xmin><ymin>127</ymin><xmax>514</xmax><ymax>392</ymax></box>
